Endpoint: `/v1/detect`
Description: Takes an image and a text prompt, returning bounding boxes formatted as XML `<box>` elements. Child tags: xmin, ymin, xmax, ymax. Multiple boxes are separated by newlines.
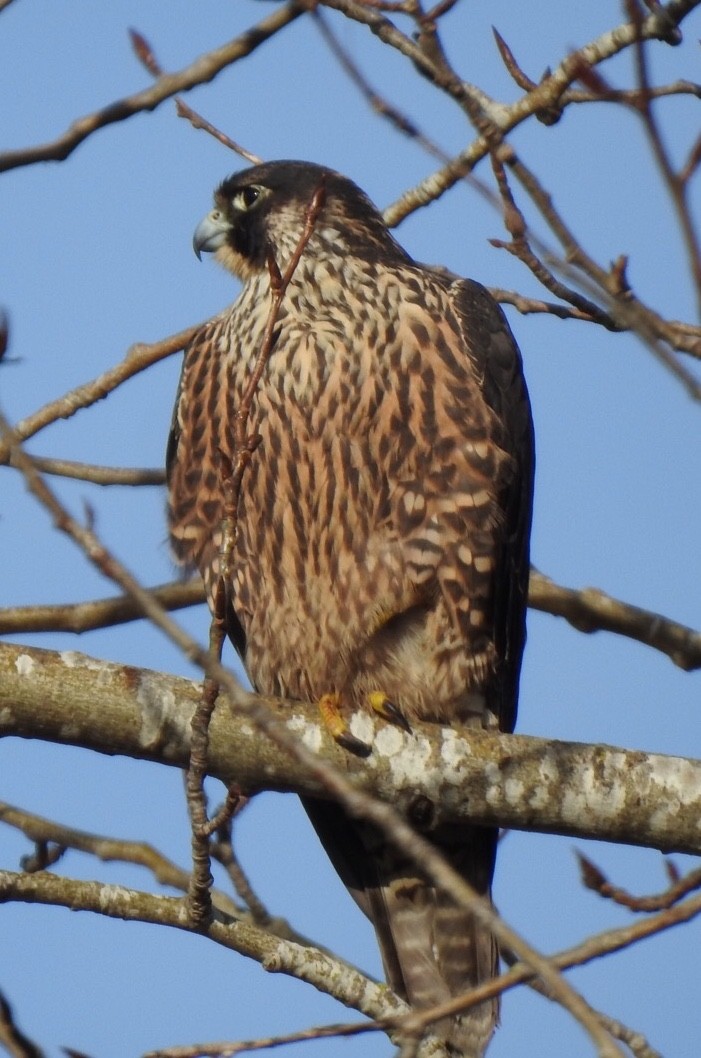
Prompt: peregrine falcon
<box><xmin>167</xmin><ymin>160</ymin><xmax>534</xmax><ymax>1057</ymax></box>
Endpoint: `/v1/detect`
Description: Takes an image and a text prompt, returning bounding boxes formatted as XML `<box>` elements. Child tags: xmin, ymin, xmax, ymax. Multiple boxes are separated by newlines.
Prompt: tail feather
<box><xmin>302</xmin><ymin>798</ymin><xmax>499</xmax><ymax>1057</ymax></box>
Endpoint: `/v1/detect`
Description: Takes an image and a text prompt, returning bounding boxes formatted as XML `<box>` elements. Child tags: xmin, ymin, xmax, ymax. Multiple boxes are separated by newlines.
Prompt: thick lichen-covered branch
<box><xmin>1</xmin><ymin>641</ymin><xmax>699</xmax><ymax>855</ymax></box>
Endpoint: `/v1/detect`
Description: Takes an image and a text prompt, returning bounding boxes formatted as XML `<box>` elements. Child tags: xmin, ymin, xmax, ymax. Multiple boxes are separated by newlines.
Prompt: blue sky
<box><xmin>1</xmin><ymin>3</ymin><xmax>700</xmax><ymax>1057</ymax></box>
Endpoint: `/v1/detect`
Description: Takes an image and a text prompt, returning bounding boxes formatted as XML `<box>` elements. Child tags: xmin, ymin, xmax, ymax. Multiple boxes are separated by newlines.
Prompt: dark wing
<box><xmin>449</xmin><ymin>277</ymin><xmax>535</xmax><ymax>733</ymax></box>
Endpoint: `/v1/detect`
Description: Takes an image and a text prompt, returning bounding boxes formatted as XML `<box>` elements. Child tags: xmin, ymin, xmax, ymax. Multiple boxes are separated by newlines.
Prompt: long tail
<box><xmin>302</xmin><ymin>798</ymin><xmax>498</xmax><ymax>1057</ymax></box>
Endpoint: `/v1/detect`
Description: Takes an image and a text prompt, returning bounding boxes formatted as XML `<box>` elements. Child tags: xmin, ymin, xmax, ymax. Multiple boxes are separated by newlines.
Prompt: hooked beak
<box><xmin>192</xmin><ymin>209</ymin><xmax>231</xmax><ymax>260</ymax></box>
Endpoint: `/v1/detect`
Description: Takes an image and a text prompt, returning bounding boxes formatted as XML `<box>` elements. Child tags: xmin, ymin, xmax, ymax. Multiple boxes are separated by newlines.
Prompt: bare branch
<box><xmin>210</xmin><ymin>811</ymin><xmax>274</xmax><ymax>927</ymax></box>
<box><xmin>563</xmin><ymin>78</ymin><xmax>701</xmax><ymax>107</ymax></box>
<box><xmin>13</xmin><ymin>455</ymin><xmax>164</xmax><ymax>486</ymax></box>
<box><xmin>3</xmin><ymin>851</ymin><xmax>700</xmax><ymax>1058</ymax></box>
<box><xmin>0</xmin><ymin>869</ymin><xmax>401</xmax><ymax>1027</ymax></box>
<box><xmin>489</xmin><ymin>288</ymin><xmax>615</xmax><ymax>324</ymax></box>
<box><xmin>382</xmin><ymin>0</ymin><xmax>701</xmax><ymax>227</ymax></box>
<box><xmin>129</xmin><ymin>28</ymin><xmax>264</xmax><ymax>165</ymax></box>
<box><xmin>175</xmin><ymin>99</ymin><xmax>264</xmax><ymax>164</ymax></box>
<box><xmin>498</xmin><ymin>148</ymin><xmax>701</xmax><ymax>374</ymax></box>
<box><xmin>528</xmin><ymin>570</ymin><xmax>701</xmax><ymax>671</ymax></box>
<box><xmin>0</xmin><ymin>799</ymin><xmax>234</xmax><ymax>912</ymax></box>
<box><xmin>0</xmin><ymin>323</ymin><xmax>201</xmax><ymax>466</ymax></box>
<box><xmin>0</xmin><ymin>800</ymin><xmax>349</xmax><ymax>955</ymax></box>
<box><xmin>576</xmin><ymin>851</ymin><xmax>701</xmax><ymax>912</ymax></box>
<box><xmin>488</xmin><ymin>147</ymin><xmax>619</xmax><ymax>328</ymax></box>
<box><xmin>0</xmin><ymin>579</ymin><xmax>204</xmax><ymax>636</ymax></box>
<box><xmin>142</xmin><ymin>1023</ymin><xmax>383</xmax><ymax>1058</ymax></box>
<box><xmin>132</xmin><ymin>878</ymin><xmax>701</xmax><ymax>1057</ymax></box>
<box><xmin>627</xmin><ymin>0</ymin><xmax>701</xmax><ymax>315</ymax></box>
<box><xmin>0</xmin><ymin>4</ymin><xmax>303</xmax><ymax>174</ymax></box>
<box><xmin>314</xmin><ymin>8</ymin><xmax>453</xmax><ymax>163</ymax></box>
<box><xmin>317</xmin><ymin>4</ymin><xmax>701</xmax><ymax>373</ymax></box>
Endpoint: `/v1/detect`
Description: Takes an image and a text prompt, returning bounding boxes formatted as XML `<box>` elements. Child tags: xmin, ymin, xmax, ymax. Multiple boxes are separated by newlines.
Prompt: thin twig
<box><xmin>489</xmin><ymin>288</ymin><xmax>615</xmax><ymax>324</ymax></box>
<box><xmin>0</xmin><ymin>4</ymin><xmax>302</xmax><ymax>174</ymax></box>
<box><xmin>185</xmin><ymin>620</ymin><xmax>225</xmax><ymax>926</ymax></box>
<box><xmin>564</xmin><ymin>80</ymin><xmax>701</xmax><ymax>107</ymax></box>
<box><xmin>550</xmin><ymin>253</ymin><xmax>701</xmax><ymax>398</ymax></box>
<box><xmin>314</xmin><ymin>8</ymin><xmax>451</xmax><ymax>161</ymax></box>
<box><xmin>626</xmin><ymin>0</ymin><xmax>701</xmax><ymax>316</ymax></box>
<box><xmin>211</xmin><ymin>811</ymin><xmax>274</xmax><ymax>927</ymax></box>
<box><xmin>492</xmin><ymin>26</ymin><xmax>538</xmax><ymax>91</ymax></box>
<box><xmin>129</xmin><ymin>29</ymin><xmax>263</xmax><ymax>165</ymax></box>
<box><xmin>382</xmin><ymin>0</ymin><xmax>701</xmax><ymax>227</ymax></box>
<box><xmin>489</xmin><ymin>147</ymin><xmax>619</xmax><ymax>328</ymax></box>
<box><xmin>9</xmin><ymin>454</ymin><xmax>165</xmax><ymax>486</ymax></box>
<box><xmin>0</xmin><ymin>322</ymin><xmax>201</xmax><ymax>466</ymax></box>
<box><xmin>142</xmin><ymin>1022</ymin><xmax>383</xmax><ymax>1058</ymax></box>
<box><xmin>577</xmin><ymin>851</ymin><xmax>701</xmax><ymax>912</ymax></box>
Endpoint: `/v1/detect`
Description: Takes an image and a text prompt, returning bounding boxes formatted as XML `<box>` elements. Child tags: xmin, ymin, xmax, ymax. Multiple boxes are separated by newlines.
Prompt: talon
<box><xmin>368</xmin><ymin>691</ymin><xmax>412</xmax><ymax>734</ymax></box>
<box><xmin>318</xmin><ymin>692</ymin><xmax>371</xmax><ymax>757</ymax></box>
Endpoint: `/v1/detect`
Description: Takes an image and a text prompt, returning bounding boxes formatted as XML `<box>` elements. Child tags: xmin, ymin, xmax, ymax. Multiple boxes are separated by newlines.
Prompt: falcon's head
<box><xmin>192</xmin><ymin>159</ymin><xmax>408</xmax><ymax>280</ymax></box>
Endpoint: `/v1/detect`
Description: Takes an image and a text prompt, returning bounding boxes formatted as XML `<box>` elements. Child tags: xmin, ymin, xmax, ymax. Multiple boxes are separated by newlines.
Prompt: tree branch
<box><xmin>0</xmin><ymin>3</ymin><xmax>304</xmax><ymax>174</ymax></box>
<box><xmin>0</xmin><ymin>869</ymin><xmax>402</xmax><ymax>1027</ymax></box>
<box><xmin>1</xmin><ymin>641</ymin><xmax>700</xmax><ymax>855</ymax></box>
<box><xmin>381</xmin><ymin>0</ymin><xmax>701</xmax><ymax>227</ymax></box>
<box><xmin>0</xmin><ymin>799</ymin><xmax>368</xmax><ymax>963</ymax></box>
<box><xmin>528</xmin><ymin>570</ymin><xmax>701</xmax><ymax>671</ymax></box>
<box><xmin>0</xmin><ymin>323</ymin><xmax>201</xmax><ymax>466</ymax></box>
<box><xmin>12</xmin><ymin>456</ymin><xmax>165</xmax><ymax>486</ymax></box>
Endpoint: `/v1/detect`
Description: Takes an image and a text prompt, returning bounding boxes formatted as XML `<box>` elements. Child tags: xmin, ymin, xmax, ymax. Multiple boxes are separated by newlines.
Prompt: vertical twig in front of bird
<box><xmin>185</xmin><ymin>180</ymin><xmax>328</xmax><ymax>927</ymax></box>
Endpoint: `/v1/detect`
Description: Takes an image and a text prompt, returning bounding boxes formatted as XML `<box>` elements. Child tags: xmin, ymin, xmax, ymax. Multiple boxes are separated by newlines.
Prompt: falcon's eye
<box><xmin>231</xmin><ymin>185</ymin><xmax>265</xmax><ymax>212</ymax></box>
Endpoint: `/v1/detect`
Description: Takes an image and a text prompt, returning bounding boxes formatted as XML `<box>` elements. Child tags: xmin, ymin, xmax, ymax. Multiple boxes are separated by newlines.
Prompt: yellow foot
<box><xmin>318</xmin><ymin>692</ymin><xmax>371</xmax><ymax>757</ymax></box>
<box><xmin>367</xmin><ymin>691</ymin><xmax>412</xmax><ymax>734</ymax></box>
